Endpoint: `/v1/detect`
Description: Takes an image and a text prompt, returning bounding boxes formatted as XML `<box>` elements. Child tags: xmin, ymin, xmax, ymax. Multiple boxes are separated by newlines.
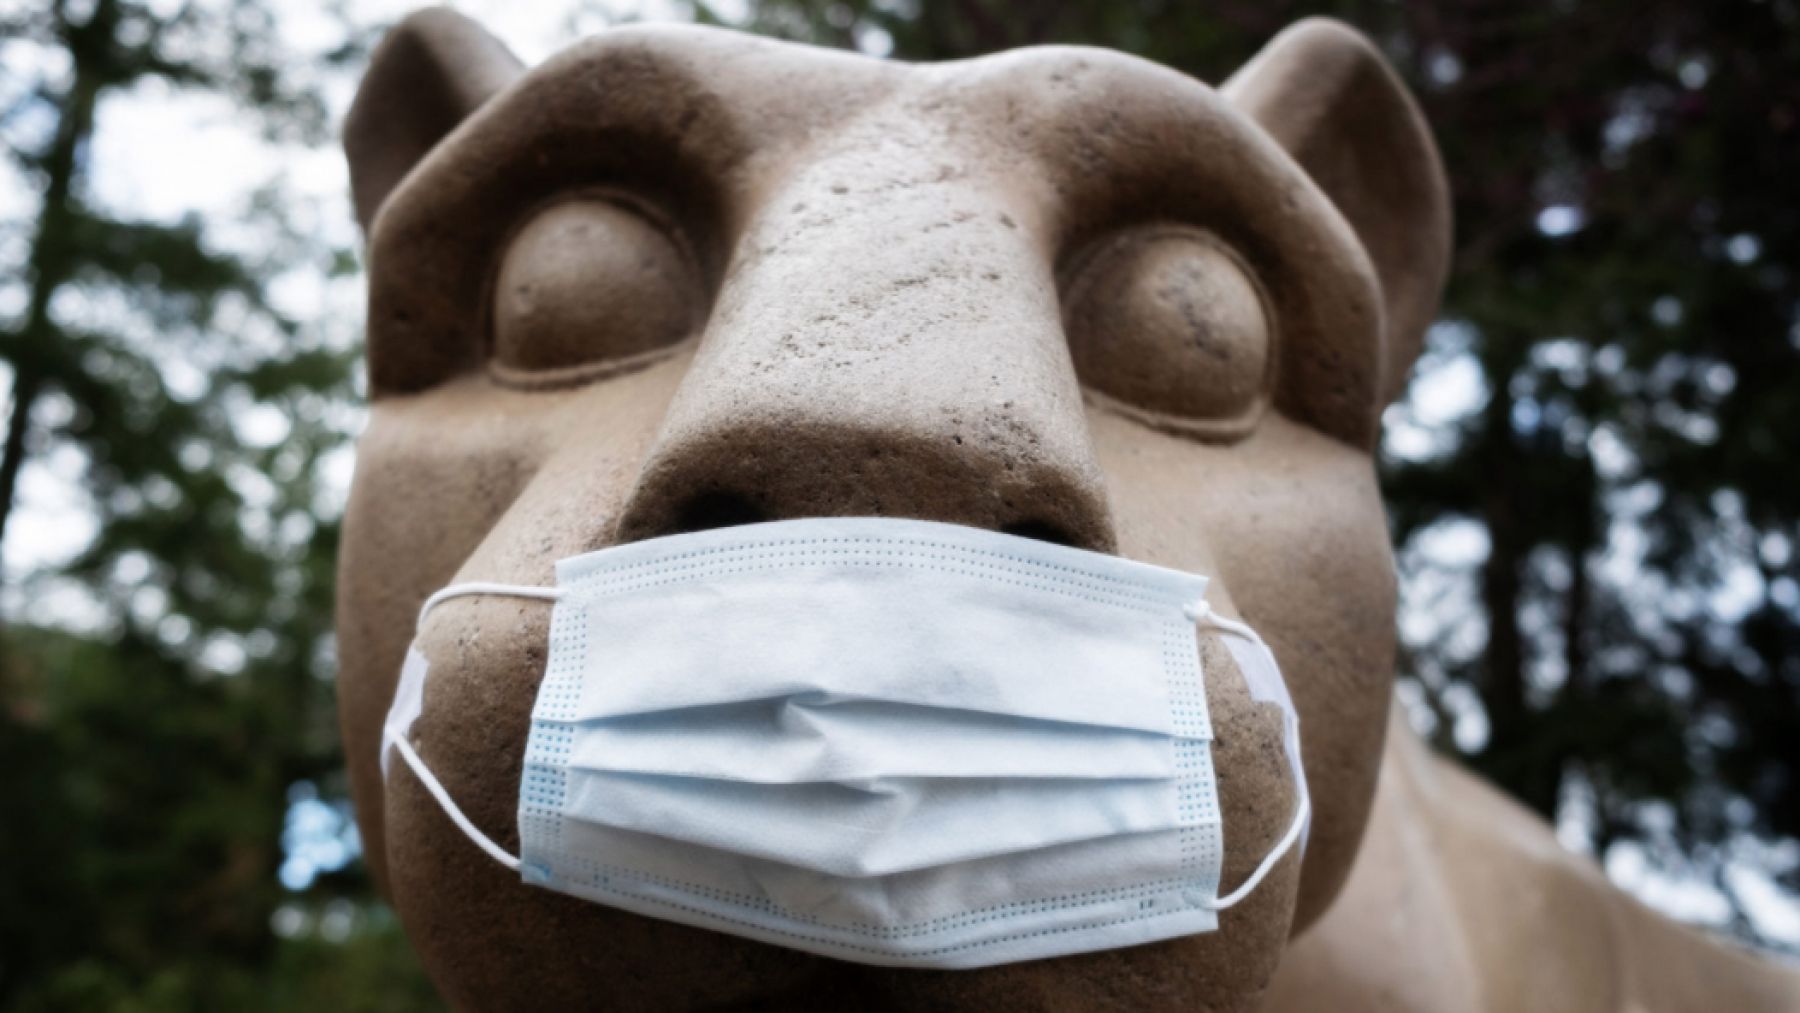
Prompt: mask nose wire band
<box><xmin>387</xmin><ymin>583</ymin><xmax>569</xmax><ymax>873</ymax></box>
<box><xmin>1185</xmin><ymin>598</ymin><xmax>1310</xmax><ymax>912</ymax></box>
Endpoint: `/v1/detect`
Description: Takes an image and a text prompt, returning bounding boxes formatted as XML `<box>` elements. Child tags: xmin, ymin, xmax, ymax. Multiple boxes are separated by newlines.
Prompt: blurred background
<box><xmin>1</xmin><ymin>0</ymin><xmax>1796</xmax><ymax>1007</ymax></box>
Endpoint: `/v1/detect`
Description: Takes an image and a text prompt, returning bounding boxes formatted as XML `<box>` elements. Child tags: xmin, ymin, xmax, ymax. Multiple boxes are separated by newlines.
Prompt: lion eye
<box><xmin>491</xmin><ymin>197</ymin><xmax>701</xmax><ymax>379</ymax></box>
<box><xmin>1062</xmin><ymin>226</ymin><xmax>1273</xmax><ymax>435</ymax></box>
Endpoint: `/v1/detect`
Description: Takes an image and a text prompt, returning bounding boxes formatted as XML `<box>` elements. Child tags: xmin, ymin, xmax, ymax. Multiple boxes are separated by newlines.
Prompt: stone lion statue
<box><xmin>333</xmin><ymin>8</ymin><xmax>1800</xmax><ymax>1009</ymax></box>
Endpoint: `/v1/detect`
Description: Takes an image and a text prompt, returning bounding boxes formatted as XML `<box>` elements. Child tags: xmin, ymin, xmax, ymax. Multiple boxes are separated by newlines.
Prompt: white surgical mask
<box><xmin>382</xmin><ymin>517</ymin><xmax>1308</xmax><ymax>969</ymax></box>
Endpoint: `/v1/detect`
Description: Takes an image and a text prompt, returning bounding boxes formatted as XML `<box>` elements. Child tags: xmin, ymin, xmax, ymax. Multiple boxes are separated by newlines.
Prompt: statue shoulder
<box><xmin>1264</xmin><ymin>707</ymin><xmax>1800</xmax><ymax>1013</ymax></box>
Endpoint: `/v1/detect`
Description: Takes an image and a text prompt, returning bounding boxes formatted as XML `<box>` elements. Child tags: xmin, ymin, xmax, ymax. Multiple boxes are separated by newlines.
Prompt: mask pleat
<box><xmin>561</xmin><ymin>696</ymin><xmax>1182</xmax><ymax>782</ymax></box>
<box><xmin>556</xmin><ymin>769</ymin><xmax>1199</xmax><ymax>877</ymax></box>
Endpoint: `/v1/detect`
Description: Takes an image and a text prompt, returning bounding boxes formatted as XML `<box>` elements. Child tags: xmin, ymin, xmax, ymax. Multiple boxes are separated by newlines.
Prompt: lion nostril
<box><xmin>669</xmin><ymin>491</ymin><xmax>769</xmax><ymax>535</ymax></box>
<box><xmin>999</xmin><ymin>519</ymin><xmax>1084</xmax><ymax>549</ymax></box>
<box><xmin>616</xmin><ymin>416</ymin><xmax>1118</xmax><ymax>552</ymax></box>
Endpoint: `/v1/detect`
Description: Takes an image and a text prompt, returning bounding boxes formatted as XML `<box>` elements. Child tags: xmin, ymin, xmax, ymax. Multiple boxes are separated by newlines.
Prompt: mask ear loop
<box><xmin>1202</xmin><ymin>792</ymin><xmax>1310</xmax><ymax>910</ymax></box>
<box><xmin>385</xmin><ymin>730</ymin><xmax>524</xmax><ymax>871</ymax></box>
<box><xmin>416</xmin><ymin>582</ymin><xmax>565</xmax><ymax>628</ymax></box>
<box><xmin>1185</xmin><ymin>599</ymin><xmax>1312</xmax><ymax>912</ymax></box>
<box><xmin>385</xmin><ymin>582</ymin><xmax>568</xmax><ymax>873</ymax></box>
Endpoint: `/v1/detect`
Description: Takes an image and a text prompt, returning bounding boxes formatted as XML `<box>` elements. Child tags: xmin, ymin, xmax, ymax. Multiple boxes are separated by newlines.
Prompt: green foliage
<box><xmin>1</xmin><ymin>628</ymin><xmax>439</xmax><ymax>1013</ymax></box>
<box><xmin>0</xmin><ymin>0</ymin><xmax>432</xmax><ymax>1006</ymax></box>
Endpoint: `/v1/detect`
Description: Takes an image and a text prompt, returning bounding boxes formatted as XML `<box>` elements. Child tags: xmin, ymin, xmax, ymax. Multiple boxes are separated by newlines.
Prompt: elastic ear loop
<box><xmin>1186</xmin><ymin>599</ymin><xmax>1312</xmax><ymax>912</ymax></box>
<box><xmin>385</xmin><ymin>583</ymin><xmax>566</xmax><ymax>873</ymax></box>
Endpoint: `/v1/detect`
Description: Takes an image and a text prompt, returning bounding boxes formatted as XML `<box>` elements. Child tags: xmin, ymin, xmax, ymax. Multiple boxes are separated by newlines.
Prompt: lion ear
<box><xmin>1224</xmin><ymin>18</ymin><xmax>1452</xmax><ymax>404</ymax></box>
<box><xmin>343</xmin><ymin>7</ymin><xmax>523</xmax><ymax>232</ymax></box>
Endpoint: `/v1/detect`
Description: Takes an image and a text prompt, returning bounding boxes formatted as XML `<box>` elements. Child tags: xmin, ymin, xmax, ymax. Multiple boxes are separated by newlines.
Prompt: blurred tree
<box><xmin>701</xmin><ymin>0</ymin><xmax>1800</xmax><ymax>949</ymax></box>
<box><xmin>0</xmin><ymin>0</ymin><xmax>433</xmax><ymax>1007</ymax></box>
